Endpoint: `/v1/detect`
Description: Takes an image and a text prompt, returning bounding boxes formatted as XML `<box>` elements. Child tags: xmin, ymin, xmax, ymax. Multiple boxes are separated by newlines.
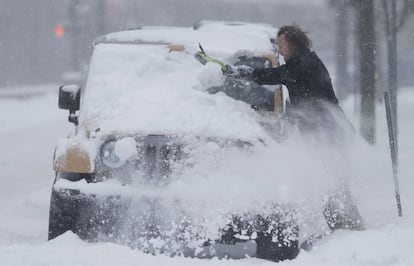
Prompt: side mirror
<box><xmin>59</xmin><ymin>85</ymin><xmax>80</xmax><ymax>111</ymax></box>
<box><xmin>58</xmin><ymin>85</ymin><xmax>81</xmax><ymax>125</ymax></box>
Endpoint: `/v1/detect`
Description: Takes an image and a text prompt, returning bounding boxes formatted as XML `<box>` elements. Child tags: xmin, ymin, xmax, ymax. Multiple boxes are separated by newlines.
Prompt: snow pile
<box><xmin>80</xmin><ymin>25</ymin><xmax>277</xmax><ymax>141</ymax></box>
<box><xmin>104</xmin><ymin>25</ymin><xmax>274</xmax><ymax>55</ymax></box>
<box><xmin>81</xmin><ymin>43</ymin><xmax>268</xmax><ymax>141</ymax></box>
<box><xmin>112</xmin><ymin>137</ymin><xmax>138</xmax><ymax>161</ymax></box>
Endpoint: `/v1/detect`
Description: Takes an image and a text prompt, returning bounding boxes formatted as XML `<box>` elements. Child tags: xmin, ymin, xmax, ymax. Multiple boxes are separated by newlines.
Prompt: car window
<box><xmin>234</xmin><ymin>56</ymin><xmax>272</xmax><ymax>69</ymax></box>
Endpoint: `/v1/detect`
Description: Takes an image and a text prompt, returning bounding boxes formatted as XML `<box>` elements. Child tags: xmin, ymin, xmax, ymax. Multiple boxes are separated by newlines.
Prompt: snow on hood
<box><xmin>80</xmin><ymin>27</ymin><xmax>276</xmax><ymax>141</ymax></box>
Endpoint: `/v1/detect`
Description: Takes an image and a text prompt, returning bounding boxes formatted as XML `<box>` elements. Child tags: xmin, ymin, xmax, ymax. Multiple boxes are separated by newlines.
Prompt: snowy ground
<box><xmin>0</xmin><ymin>84</ymin><xmax>413</xmax><ymax>266</ymax></box>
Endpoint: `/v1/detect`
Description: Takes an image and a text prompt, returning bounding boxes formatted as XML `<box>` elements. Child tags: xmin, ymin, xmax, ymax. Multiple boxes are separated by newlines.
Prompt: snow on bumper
<box><xmin>50</xmin><ymin>179</ymin><xmax>299</xmax><ymax>261</ymax></box>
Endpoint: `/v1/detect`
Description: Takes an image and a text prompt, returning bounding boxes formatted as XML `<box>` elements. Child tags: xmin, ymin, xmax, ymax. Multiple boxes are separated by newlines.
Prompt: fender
<box><xmin>53</xmin><ymin>142</ymin><xmax>94</xmax><ymax>173</ymax></box>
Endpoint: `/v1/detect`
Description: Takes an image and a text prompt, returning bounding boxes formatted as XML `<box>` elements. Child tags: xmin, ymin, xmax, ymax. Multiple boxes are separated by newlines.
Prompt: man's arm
<box><xmin>252</xmin><ymin>65</ymin><xmax>286</xmax><ymax>85</ymax></box>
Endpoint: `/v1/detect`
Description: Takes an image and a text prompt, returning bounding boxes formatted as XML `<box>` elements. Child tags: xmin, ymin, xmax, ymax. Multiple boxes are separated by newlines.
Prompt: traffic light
<box><xmin>54</xmin><ymin>24</ymin><xmax>65</xmax><ymax>38</ymax></box>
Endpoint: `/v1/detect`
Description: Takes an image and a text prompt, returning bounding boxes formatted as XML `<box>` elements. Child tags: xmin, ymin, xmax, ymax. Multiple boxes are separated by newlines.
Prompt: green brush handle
<box><xmin>195</xmin><ymin>51</ymin><xmax>229</xmax><ymax>73</ymax></box>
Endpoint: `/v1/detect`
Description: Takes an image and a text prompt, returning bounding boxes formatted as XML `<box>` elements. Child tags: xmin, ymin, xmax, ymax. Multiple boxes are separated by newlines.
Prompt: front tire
<box><xmin>48</xmin><ymin>189</ymin><xmax>79</xmax><ymax>240</ymax></box>
<box><xmin>255</xmin><ymin>225</ymin><xmax>299</xmax><ymax>261</ymax></box>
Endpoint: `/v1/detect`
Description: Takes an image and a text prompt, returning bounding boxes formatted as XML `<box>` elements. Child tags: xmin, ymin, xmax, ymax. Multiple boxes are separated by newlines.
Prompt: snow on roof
<box><xmin>102</xmin><ymin>23</ymin><xmax>275</xmax><ymax>55</ymax></box>
<box><xmin>80</xmin><ymin>26</ymin><xmax>275</xmax><ymax>141</ymax></box>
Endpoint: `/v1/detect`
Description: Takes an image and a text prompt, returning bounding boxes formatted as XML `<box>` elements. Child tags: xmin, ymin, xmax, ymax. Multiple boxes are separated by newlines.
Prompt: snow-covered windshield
<box><xmin>79</xmin><ymin>42</ymin><xmax>268</xmax><ymax>141</ymax></box>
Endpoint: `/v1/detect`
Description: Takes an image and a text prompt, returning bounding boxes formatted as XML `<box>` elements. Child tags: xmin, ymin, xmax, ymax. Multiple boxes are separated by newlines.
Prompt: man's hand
<box><xmin>194</xmin><ymin>44</ymin><xmax>254</xmax><ymax>79</ymax></box>
<box><xmin>223</xmin><ymin>65</ymin><xmax>254</xmax><ymax>79</ymax></box>
<box><xmin>221</xmin><ymin>64</ymin><xmax>233</xmax><ymax>74</ymax></box>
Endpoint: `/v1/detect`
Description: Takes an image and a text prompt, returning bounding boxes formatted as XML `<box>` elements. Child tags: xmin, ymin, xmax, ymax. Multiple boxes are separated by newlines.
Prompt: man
<box><xmin>252</xmin><ymin>25</ymin><xmax>338</xmax><ymax>107</ymax></box>
<box><xmin>227</xmin><ymin>25</ymin><xmax>353</xmax><ymax>140</ymax></box>
<box><xmin>226</xmin><ymin>25</ymin><xmax>364</xmax><ymax>233</ymax></box>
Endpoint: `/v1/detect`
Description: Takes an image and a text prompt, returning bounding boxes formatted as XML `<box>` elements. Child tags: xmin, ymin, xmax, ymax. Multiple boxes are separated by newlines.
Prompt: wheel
<box><xmin>48</xmin><ymin>188</ymin><xmax>79</xmax><ymax>240</ymax></box>
<box><xmin>48</xmin><ymin>186</ymin><xmax>128</xmax><ymax>241</ymax></box>
<box><xmin>255</xmin><ymin>215</ymin><xmax>300</xmax><ymax>262</ymax></box>
<box><xmin>218</xmin><ymin>212</ymin><xmax>300</xmax><ymax>262</ymax></box>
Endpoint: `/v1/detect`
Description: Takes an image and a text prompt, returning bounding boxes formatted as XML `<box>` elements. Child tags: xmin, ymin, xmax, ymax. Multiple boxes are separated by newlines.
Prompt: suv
<box><xmin>48</xmin><ymin>25</ymin><xmax>298</xmax><ymax>262</ymax></box>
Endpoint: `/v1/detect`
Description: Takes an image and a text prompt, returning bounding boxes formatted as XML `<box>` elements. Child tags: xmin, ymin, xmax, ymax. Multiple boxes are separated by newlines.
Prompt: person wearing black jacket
<box><xmin>228</xmin><ymin>25</ymin><xmax>353</xmax><ymax>139</ymax></box>
<box><xmin>252</xmin><ymin>28</ymin><xmax>338</xmax><ymax>108</ymax></box>
<box><xmin>227</xmin><ymin>25</ymin><xmax>364</xmax><ymax>233</ymax></box>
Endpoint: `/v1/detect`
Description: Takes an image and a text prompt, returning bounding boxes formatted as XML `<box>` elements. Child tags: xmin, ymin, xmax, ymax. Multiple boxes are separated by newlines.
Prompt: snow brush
<box><xmin>194</xmin><ymin>43</ymin><xmax>231</xmax><ymax>73</ymax></box>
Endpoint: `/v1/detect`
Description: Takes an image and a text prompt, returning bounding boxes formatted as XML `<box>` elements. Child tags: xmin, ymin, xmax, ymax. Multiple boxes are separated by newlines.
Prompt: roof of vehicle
<box><xmin>193</xmin><ymin>20</ymin><xmax>277</xmax><ymax>45</ymax></box>
<box><xmin>99</xmin><ymin>23</ymin><xmax>276</xmax><ymax>55</ymax></box>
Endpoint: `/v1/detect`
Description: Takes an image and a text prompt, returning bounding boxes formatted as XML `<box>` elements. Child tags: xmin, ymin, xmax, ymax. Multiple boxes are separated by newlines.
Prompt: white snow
<box><xmin>60</xmin><ymin>84</ymin><xmax>80</xmax><ymax>99</ymax></box>
<box><xmin>113</xmin><ymin>137</ymin><xmax>138</xmax><ymax>161</ymax></box>
<box><xmin>1</xmin><ymin>25</ymin><xmax>414</xmax><ymax>263</ymax></box>
<box><xmin>81</xmin><ymin>43</ymin><xmax>267</xmax><ymax>141</ymax></box>
<box><xmin>81</xmin><ymin>27</ymin><xmax>275</xmax><ymax>142</ymax></box>
<box><xmin>1</xmin><ymin>82</ymin><xmax>414</xmax><ymax>265</ymax></box>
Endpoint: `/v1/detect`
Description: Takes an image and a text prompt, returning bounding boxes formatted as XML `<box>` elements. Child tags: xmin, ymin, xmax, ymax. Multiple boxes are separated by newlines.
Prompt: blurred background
<box><xmin>0</xmin><ymin>0</ymin><xmax>333</xmax><ymax>86</ymax></box>
<box><xmin>0</xmin><ymin>0</ymin><xmax>411</xmax><ymax>87</ymax></box>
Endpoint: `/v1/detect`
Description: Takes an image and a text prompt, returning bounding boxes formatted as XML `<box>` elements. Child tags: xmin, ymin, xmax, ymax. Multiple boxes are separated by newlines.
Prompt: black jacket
<box><xmin>252</xmin><ymin>49</ymin><xmax>338</xmax><ymax>108</ymax></box>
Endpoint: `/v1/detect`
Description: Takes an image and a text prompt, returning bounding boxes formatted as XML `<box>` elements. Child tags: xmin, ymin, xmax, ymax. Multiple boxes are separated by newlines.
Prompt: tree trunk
<box><xmin>68</xmin><ymin>0</ymin><xmax>82</xmax><ymax>72</ymax></box>
<box><xmin>388</xmin><ymin>0</ymin><xmax>398</xmax><ymax>152</ymax></box>
<box><xmin>357</xmin><ymin>0</ymin><xmax>377</xmax><ymax>144</ymax></box>
<box><xmin>334</xmin><ymin>0</ymin><xmax>350</xmax><ymax>100</ymax></box>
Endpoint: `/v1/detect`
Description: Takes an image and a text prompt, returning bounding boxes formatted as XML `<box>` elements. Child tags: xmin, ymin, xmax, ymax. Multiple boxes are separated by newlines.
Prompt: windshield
<box><xmin>79</xmin><ymin>43</ymin><xmax>267</xmax><ymax>141</ymax></box>
<box><xmin>234</xmin><ymin>56</ymin><xmax>273</xmax><ymax>69</ymax></box>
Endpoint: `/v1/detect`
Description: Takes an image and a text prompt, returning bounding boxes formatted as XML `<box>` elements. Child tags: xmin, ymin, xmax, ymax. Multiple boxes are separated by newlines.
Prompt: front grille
<box><xmin>142</xmin><ymin>136</ymin><xmax>183</xmax><ymax>184</ymax></box>
<box><xmin>97</xmin><ymin>135</ymin><xmax>183</xmax><ymax>185</ymax></box>
<box><xmin>97</xmin><ymin>135</ymin><xmax>250</xmax><ymax>185</ymax></box>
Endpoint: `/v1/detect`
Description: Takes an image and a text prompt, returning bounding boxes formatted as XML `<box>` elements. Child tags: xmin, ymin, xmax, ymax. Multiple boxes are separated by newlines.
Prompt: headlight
<box><xmin>101</xmin><ymin>137</ymin><xmax>138</xmax><ymax>168</ymax></box>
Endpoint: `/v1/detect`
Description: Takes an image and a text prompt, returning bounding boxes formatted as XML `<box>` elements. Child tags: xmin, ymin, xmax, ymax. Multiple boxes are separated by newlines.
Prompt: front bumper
<box><xmin>49</xmin><ymin>181</ymin><xmax>299</xmax><ymax>261</ymax></box>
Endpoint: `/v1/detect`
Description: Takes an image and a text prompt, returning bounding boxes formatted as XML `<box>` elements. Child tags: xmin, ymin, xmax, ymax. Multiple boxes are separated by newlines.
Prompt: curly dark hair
<box><xmin>277</xmin><ymin>25</ymin><xmax>311</xmax><ymax>56</ymax></box>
